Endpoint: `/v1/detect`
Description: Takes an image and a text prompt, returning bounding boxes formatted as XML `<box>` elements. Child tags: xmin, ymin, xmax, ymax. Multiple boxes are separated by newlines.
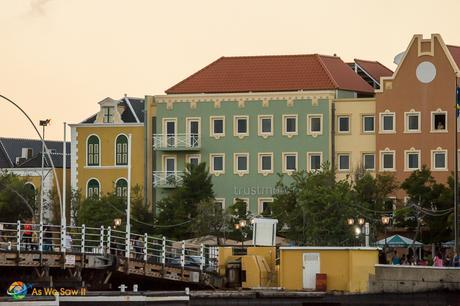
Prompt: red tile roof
<box><xmin>166</xmin><ymin>54</ymin><xmax>374</xmax><ymax>94</ymax></box>
<box><xmin>353</xmin><ymin>59</ymin><xmax>393</xmax><ymax>83</ymax></box>
<box><xmin>447</xmin><ymin>45</ymin><xmax>460</xmax><ymax>69</ymax></box>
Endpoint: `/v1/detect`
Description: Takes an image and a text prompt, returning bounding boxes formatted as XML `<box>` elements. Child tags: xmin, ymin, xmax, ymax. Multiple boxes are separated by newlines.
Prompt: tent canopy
<box><xmin>375</xmin><ymin>234</ymin><xmax>423</xmax><ymax>247</ymax></box>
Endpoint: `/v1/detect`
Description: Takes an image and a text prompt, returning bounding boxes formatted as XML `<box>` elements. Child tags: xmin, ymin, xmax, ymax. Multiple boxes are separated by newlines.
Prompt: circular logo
<box><xmin>7</xmin><ymin>281</ymin><xmax>29</xmax><ymax>300</ymax></box>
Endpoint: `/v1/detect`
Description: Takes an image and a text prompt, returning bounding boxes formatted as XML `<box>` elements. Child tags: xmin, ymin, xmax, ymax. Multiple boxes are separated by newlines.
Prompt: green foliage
<box><xmin>0</xmin><ymin>172</ymin><xmax>37</xmax><ymax>222</ymax></box>
<box><xmin>399</xmin><ymin>166</ymin><xmax>452</xmax><ymax>243</ymax></box>
<box><xmin>226</xmin><ymin>199</ymin><xmax>252</xmax><ymax>242</ymax></box>
<box><xmin>77</xmin><ymin>193</ymin><xmax>125</xmax><ymax>228</ymax></box>
<box><xmin>272</xmin><ymin>164</ymin><xmax>355</xmax><ymax>245</ymax></box>
<box><xmin>156</xmin><ymin>162</ymin><xmax>215</xmax><ymax>239</ymax></box>
<box><xmin>191</xmin><ymin>199</ymin><xmax>230</xmax><ymax>244</ymax></box>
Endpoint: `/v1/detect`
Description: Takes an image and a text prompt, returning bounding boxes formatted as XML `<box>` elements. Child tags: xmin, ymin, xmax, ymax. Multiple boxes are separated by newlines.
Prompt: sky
<box><xmin>0</xmin><ymin>0</ymin><xmax>459</xmax><ymax>140</ymax></box>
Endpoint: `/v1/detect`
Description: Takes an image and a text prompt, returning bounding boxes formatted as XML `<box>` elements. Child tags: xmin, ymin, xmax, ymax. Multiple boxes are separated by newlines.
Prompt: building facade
<box><xmin>70</xmin><ymin>96</ymin><xmax>146</xmax><ymax>200</ymax></box>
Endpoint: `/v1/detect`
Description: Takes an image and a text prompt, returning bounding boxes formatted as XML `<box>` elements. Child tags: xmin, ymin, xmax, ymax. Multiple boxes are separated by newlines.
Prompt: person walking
<box><xmin>453</xmin><ymin>252</ymin><xmax>460</xmax><ymax>267</ymax></box>
<box><xmin>391</xmin><ymin>251</ymin><xmax>400</xmax><ymax>265</ymax></box>
<box><xmin>23</xmin><ymin>220</ymin><xmax>33</xmax><ymax>251</ymax></box>
<box><xmin>433</xmin><ymin>252</ymin><xmax>443</xmax><ymax>267</ymax></box>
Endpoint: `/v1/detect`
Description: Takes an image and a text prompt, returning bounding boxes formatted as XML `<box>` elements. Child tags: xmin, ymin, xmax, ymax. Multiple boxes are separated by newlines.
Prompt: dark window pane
<box><xmin>310</xmin><ymin>155</ymin><xmax>321</xmax><ymax>170</ymax></box>
<box><xmin>310</xmin><ymin>117</ymin><xmax>321</xmax><ymax>132</ymax></box>
<box><xmin>286</xmin><ymin>155</ymin><xmax>296</xmax><ymax>170</ymax></box>
<box><xmin>261</xmin><ymin>156</ymin><xmax>272</xmax><ymax>170</ymax></box>
<box><xmin>261</xmin><ymin>118</ymin><xmax>271</xmax><ymax>133</ymax></box>
<box><xmin>237</xmin><ymin>118</ymin><xmax>247</xmax><ymax>133</ymax></box>
<box><xmin>237</xmin><ymin>156</ymin><xmax>247</xmax><ymax>171</ymax></box>
<box><xmin>339</xmin><ymin>155</ymin><xmax>349</xmax><ymax>170</ymax></box>
<box><xmin>408</xmin><ymin>153</ymin><xmax>419</xmax><ymax>169</ymax></box>
<box><xmin>339</xmin><ymin>117</ymin><xmax>349</xmax><ymax>132</ymax></box>
<box><xmin>383</xmin><ymin>115</ymin><xmax>394</xmax><ymax>131</ymax></box>
<box><xmin>364</xmin><ymin>116</ymin><xmax>374</xmax><ymax>132</ymax></box>
<box><xmin>435</xmin><ymin>153</ymin><xmax>446</xmax><ymax>168</ymax></box>
<box><xmin>214</xmin><ymin>156</ymin><xmax>223</xmax><ymax>171</ymax></box>
<box><xmin>286</xmin><ymin>118</ymin><xmax>296</xmax><ymax>133</ymax></box>
<box><xmin>383</xmin><ymin>154</ymin><xmax>394</xmax><ymax>169</ymax></box>
<box><xmin>363</xmin><ymin>154</ymin><xmax>375</xmax><ymax>170</ymax></box>
<box><xmin>408</xmin><ymin>115</ymin><xmax>419</xmax><ymax>130</ymax></box>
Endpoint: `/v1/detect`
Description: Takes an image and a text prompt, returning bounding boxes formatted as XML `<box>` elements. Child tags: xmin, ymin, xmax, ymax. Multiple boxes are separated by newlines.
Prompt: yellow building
<box><xmin>334</xmin><ymin>98</ymin><xmax>376</xmax><ymax>180</ymax></box>
<box><xmin>279</xmin><ymin>247</ymin><xmax>378</xmax><ymax>293</ymax></box>
<box><xmin>70</xmin><ymin>96</ymin><xmax>146</xmax><ymax>201</ymax></box>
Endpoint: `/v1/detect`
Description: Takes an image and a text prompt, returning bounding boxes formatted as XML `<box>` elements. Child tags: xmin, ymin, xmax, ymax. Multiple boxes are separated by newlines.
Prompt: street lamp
<box><xmin>347</xmin><ymin>217</ymin><xmax>369</xmax><ymax>246</ymax></box>
<box><xmin>39</xmin><ymin>119</ymin><xmax>51</xmax><ymax>226</ymax></box>
<box><xmin>235</xmin><ymin>220</ymin><xmax>247</xmax><ymax>247</ymax></box>
<box><xmin>114</xmin><ymin>218</ymin><xmax>122</xmax><ymax>229</ymax></box>
<box><xmin>358</xmin><ymin>217</ymin><xmax>365</xmax><ymax>225</ymax></box>
<box><xmin>381</xmin><ymin>216</ymin><xmax>391</xmax><ymax>248</ymax></box>
<box><xmin>347</xmin><ymin>218</ymin><xmax>354</xmax><ymax>225</ymax></box>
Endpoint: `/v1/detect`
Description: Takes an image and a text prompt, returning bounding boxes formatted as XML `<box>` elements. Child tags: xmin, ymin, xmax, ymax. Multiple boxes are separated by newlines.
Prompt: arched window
<box><xmin>87</xmin><ymin>135</ymin><xmax>100</xmax><ymax>166</ymax></box>
<box><xmin>115</xmin><ymin>178</ymin><xmax>128</xmax><ymax>198</ymax></box>
<box><xmin>87</xmin><ymin>179</ymin><xmax>100</xmax><ymax>199</ymax></box>
<box><xmin>115</xmin><ymin>135</ymin><xmax>128</xmax><ymax>165</ymax></box>
<box><xmin>24</xmin><ymin>183</ymin><xmax>36</xmax><ymax>204</ymax></box>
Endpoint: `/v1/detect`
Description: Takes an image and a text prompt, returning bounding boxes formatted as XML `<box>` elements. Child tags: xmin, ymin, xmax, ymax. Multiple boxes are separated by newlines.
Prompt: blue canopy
<box><xmin>375</xmin><ymin>234</ymin><xmax>423</xmax><ymax>247</ymax></box>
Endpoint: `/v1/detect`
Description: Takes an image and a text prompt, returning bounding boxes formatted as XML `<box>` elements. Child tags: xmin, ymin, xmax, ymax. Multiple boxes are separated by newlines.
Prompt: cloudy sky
<box><xmin>0</xmin><ymin>0</ymin><xmax>459</xmax><ymax>140</ymax></box>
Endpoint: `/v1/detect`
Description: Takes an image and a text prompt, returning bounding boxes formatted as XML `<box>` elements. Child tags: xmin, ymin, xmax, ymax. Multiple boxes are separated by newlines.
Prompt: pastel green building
<box><xmin>149</xmin><ymin>54</ymin><xmax>376</xmax><ymax>213</ymax></box>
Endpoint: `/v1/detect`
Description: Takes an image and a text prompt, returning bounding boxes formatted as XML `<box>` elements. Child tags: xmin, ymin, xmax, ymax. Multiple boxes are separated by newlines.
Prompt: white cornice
<box><xmin>68</xmin><ymin>123</ymin><xmax>144</xmax><ymax>128</ymax></box>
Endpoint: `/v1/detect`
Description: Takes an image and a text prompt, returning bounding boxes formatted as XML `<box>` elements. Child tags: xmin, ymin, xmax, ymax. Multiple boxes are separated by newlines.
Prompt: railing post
<box><xmin>143</xmin><ymin>233</ymin><xmax>148</xmax><ymax>262</ymax></box>
<box><xmin>60</xmin><ymin>223</ymin><xmax>66</xmax><ymax>253</ymax></box>
<box><xmin>16</xmin><ymin>220</ymin><xmax>21</xmax><ymax>252</ymax></box>
<box><xmin>125</xmin><ymin>232</ymin><xmax>130</xmax><ymax>259</ymax></box>
<box><xmin>107</xmin><ymin>226</ymin><xmax>112</xmax><ymax>254</ymax></box>
<box><xmin>200</xmin><ymin>244</ymin><xmax>204</xmax><ymax>271</ymax></box>
<box><xmin>99</xmin><ymin>226</ymin><xmax>105</xmax><ymax>255</ymax></box>
<box><xmin>38</xmin><ymin>223</ymin><xmax>43</xmax><ymax>252</ymax></box>
<box><xmin>81</xmin><ymin>224</ymin><xmax>86</xmax><ymax>254</ymax></box>
<box><xmin>161</xmin><ymin>236</ymin><xmax>166</xmax><ymax>265</ymax></box>
<box><xmin>181</xmin><ymin>240</ymin><xmax>185</xmax><ymax>269</ymax></box>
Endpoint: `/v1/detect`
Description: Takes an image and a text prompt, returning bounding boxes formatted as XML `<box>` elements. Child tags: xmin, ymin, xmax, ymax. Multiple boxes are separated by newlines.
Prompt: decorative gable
<box><xmin>94</xmin><ymin>97</ymin><xmax>124</xmax><ymax>124</ymax></box>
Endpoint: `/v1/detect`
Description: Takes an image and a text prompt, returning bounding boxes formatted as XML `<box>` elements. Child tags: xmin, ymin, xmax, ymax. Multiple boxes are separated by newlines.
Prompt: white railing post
<box><xmin>181</xmin><ymin>240</ymin><xmax>185</xmax><ymax>269</ymax></box>
<box><xmin>200</xmin><ymin>244</ymin><xmax>204</xmax><ymax>271</ymax></box>
<box><xmin>161</xmin><ymin>236</ymin><xmax>166</xmax><ymax>265</ymax></box>
<box><xmin>38</xmin><ymin>223</ymin><xmax>43</xmax><ymax>252</ymax></box>
<box><xmin>16</xmin><ymin>220</ymin><xmax>21</xmax><ymax>251</ymax></box>
<box><xmin>99</xmin><ymin>226</ymin><xmax>105</xmax><ymax>255</ymax></box>
<box><xmin>81</xmin><ymin>224</ymin><xmax>86</xmax><ymax>254</ymax></box>
<box><xmin>143</xmin><ymin>233</ymin><xmax>148</xmax><ymax>262</ymax></box>
<box><xmin>60</xmin><ymin>223</ymin><xmax>66</xmax><ymax>253</ymax></box>
<box><xmin>107</xmin><ymin>226</ymin><xmax>112</xmax><ymax>254</ymax></box>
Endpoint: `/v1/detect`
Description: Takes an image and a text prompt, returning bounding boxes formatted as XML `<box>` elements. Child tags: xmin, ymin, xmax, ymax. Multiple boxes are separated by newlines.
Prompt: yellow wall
<box><xmin>334</xmin><ymin>98</ymin><xmax>376</xmax><ymax>180</ymax></box>
<box><xmin>279</xmin><ymin>248</ymin><xmax>378</xmax><ymax>292</ymax></box>
<box><xmin>75</xmin><ymin>125</ymin><xmax>145</xmax><ymax>197</ymax></box>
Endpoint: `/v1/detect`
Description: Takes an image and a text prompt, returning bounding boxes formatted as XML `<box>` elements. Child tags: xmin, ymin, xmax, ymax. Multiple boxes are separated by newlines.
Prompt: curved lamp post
<box><xmin>0</xmin><ymin>95</ymin><xmax>63</xmax><ymax>221</ymax></box>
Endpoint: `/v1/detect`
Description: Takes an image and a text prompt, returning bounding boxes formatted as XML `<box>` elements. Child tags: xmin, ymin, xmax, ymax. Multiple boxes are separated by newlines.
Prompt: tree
<box><xmin>77</xmin><ymin>193</ymin><xmax>125</xmax><ymax>228</ymax></box>
<box><xmin>226</xmin><ymin>198</ymin><xmax>252</xmax><ymax>242</ymax></box>
<box><xmin>156</xmin><ymin>162</ymin><xmax>214</xmax><ymax>239</ymax></box>
<box><xmin>353</xmin><ymin>169</ymin><xmax>398</xmax><ymax>242</ymax></box>
<box><xmin>0</xmin><ymin>172</ymin><xmax>37</xmax><ymax>222</ymax></box>
<box><xmin>399</xmin><ymin>166</ymin><xmax>452</xmax><ymax>244</ymax></box>
<box><xmin>191</xmin><ymin>199</ymin><xmax>230</xmax><ymax>245</ymax></box>
<box><xmin>272</xmin><ymin>164</ymin><xmax>355</xmax><ymax>245</ymax></box>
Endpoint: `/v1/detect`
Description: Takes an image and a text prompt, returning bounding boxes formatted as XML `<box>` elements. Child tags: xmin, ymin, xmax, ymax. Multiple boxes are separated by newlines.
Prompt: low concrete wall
<box><xmin>369</xmin><ymin>264</ymin><xmax>460</xmax><ymax>293</ymax></box>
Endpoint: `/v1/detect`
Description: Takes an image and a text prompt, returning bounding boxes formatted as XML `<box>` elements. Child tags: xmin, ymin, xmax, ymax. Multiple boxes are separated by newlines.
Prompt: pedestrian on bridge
<box><xmin>23</xmin><ymin>220</ymin><xmax>33</xmax><ymax>251</ymax></box>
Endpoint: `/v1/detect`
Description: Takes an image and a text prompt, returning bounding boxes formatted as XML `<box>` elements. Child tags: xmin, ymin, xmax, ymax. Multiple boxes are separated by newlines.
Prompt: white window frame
<box><xmin>186</xmin><ymin>154</ymin><xmax>201</xmax><ymax>166</ymax></box>
<box><xmin>362</xmin><ymin>114</ymin><xmax>375</xmax><ymax>134</ymax></box>
<box><xmin>380</xmin><ymin>112</ymin><xmax>396</xmax><ymax>133</ymax></box>
<box><xmin>380</xmin><ymin>149</ymin><xmax>396</xmax><ymax>172</ymax></box>
<box><xmin>210</xmin><ymin>153</ymin><xmax>225</xmax><ymax>175</ymax></box>
<box><xmin>404</xmin><ymin>111</ymin><xmax>421</xmax><ymax>133</ymax></box>
<box><xmin>431</xmin><ymin>110</ymin><xmax>448</xmax><ymax>133</ymax></box>
<box><xmin>258</xmin><ymin>197</ymin><xmax>274</xmax><ymax>215</ymax></box>
<box><xmin>233</xmin><ymin>115</ymin><xmax>249</xmax><ymax>138</ymax></box>
<box><xmin>258</xmin><ymin>152</ymin><xmax>274</xmax><ymax>175</ymax></box>
<box><xmin>215</xmin><ymin>198</ymin><xmax>226</xmax><ymax>210</ymax></box>
<box><xmin>307</xmin><ymin>152</ymin><xmax>323</xmax><ymax>172</ymax></box>
<box><xmin>234</xmin><ymin>153</ymin><xmax>249</xmax><ymax>175</ymax></box>
<box><xmin>337</xmin><ymin>153</ymin><xmax>351</xmax><ymax>172</ymax></box>
<box><xmin>282</xmin><ymin>114</ymin><xmax>298</xmax><ymax>137</ymax></box>
<box><xmin>337</xmin><ymin>115</ymin><xmax>351</xmax><ymax>134</ymax></box>
<box><xmin>86</xmin><ymin>134</ymin><xmax>101</xmax><ymax>167</ymax></box>
<box><xmin>431</xmin><ymin>149</ymin><xmax>448</xmax><ymax>171</ymax></box>
<box><xmin>282</xmin><ymin>152</ymin><xmax>298</xmax><ymax>174</ymax></box>
<box><xmin>210</xmin><ymin>116</ymin><xmax>225</xmax><ymax>138</ymax></box>
<box><xmin>86</xmin><ymin>178</ymin><xmax>101</xmax><ymax>199</ymax></box>
<box><xmin>404</xmin><ymin>149</ymin><xmax>421</xmax><ymax>171</ymax></box>
<box><xmin>233</xmin><ymin>198</ymin><xmax>249</xmax><ymax>213</ymax></box>
<box><xmin>362</xmin><ymin>153</ymin><xmax>376</xmax><ymax>171</ymax></box>
<box><xmin>307</xmin><ymin>114</ymin><xmax>323</xmax><ymax>136</ymax></box>
<box><xmin>258</xmin><ymin>115</ymin><xmax>273</xmax><ymax>138</ymax></box>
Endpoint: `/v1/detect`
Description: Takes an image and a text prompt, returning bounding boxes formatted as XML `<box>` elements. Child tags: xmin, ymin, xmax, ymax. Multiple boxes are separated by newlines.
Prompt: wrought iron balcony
<box><xmin>153</xmin><ymin>171</ymin><xmax>184</xmax><ymax>188</ymax></box>
<box><xmin>153</xmin><ymin>133</ymin><xmax>201</xmax><ymax>151</ymax></box>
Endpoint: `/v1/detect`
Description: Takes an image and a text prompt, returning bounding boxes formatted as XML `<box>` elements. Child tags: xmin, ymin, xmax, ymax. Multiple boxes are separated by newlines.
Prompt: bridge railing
<box><xmin>0</xmin><ymin>221</ymin><xmax>218</xmax><ymax>272</ymax></box>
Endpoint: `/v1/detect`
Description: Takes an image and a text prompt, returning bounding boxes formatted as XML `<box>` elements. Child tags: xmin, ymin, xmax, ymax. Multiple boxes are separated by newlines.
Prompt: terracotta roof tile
<box><xmin>447</xmin><ymin>45</ymin><xmax>460</xmax><ymax>69</ymax></box>
<box><xmin>353</xmin><ymin>59</ymin><xmax>393</xmax><ymax>83</ymax></box>
<box><xmin>166</xmin><ymin>54</ymin><xmax>374</xmax><ymax>94</ymax></box>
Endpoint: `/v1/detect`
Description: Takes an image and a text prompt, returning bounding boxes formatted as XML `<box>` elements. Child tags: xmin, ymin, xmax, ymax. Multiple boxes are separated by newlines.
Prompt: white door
<box><xmin>303</xmin><ymin>253</ymin><xmax>320</xmax><ymax>289</ymax></box>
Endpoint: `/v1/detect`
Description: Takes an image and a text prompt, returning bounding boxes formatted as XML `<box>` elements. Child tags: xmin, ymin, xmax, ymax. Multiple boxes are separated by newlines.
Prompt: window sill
<box><xmin>430</xmin><ymin>130</ymin><xmax>448</xmax><ymax>133</ymax></box>
<box><xmin>307</xmin><ymin>132</ymin><xmax>323</xmax><ymax>137</ymax></box>
<box><xmin>210</xmin><ymin>134</ymin><xmax>224</xmax><ymax>139</ymax></box>
<box><xmin>379</xmin><ymin>131</ymin><xmax>396</xmax><ymax>134</ymax></box>
<box><xmin>432</xmin><ymin>168</ymin><xmax>448</xmax><ymax>172</ymax></box>
<box><xmin>258</xmin><ymin>171</ymin><xmax>273</xmax><ymax>176</ymax></box>
<box><xmin>380</xmin><ymin>169</ymin><xmax>396</xmax><ymax>172</ymax></box>
<box><xmin>258</xmin><ymin>133</ymin><xmax>273</xmax><ymax>139</ymax></box>
<box><xmin>211</xmin><ymin>171</ymin><xmax>225</xmax><ymax>176</ymax></box>
<box><xmin>235</xmin><ymin>171</ymin><xmax>249</xmax><ymax>176</ymax></box>
<box><xmin>235</xmin><ymin>134</ymin><xmax>249</xmax><ymax>139</ymax></box>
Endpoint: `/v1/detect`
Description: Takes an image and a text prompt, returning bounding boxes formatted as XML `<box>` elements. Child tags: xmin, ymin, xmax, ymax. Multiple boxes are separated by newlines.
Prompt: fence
<box><xmin>0</xmin><ymin>221</ymin><xmax>218</xmax><ymax>272</ymax></box>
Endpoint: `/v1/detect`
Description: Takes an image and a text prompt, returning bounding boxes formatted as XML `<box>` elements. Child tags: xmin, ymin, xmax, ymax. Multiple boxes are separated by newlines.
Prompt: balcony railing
<box><xmin>153</xmin><ymin>133</ymin><xmax>201</xmax><ymax>151</ymax></box>
<box><xmin>153</xmin><ymin>171</ymin><xmax>184</xmax><ymax>188</ymax></box>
